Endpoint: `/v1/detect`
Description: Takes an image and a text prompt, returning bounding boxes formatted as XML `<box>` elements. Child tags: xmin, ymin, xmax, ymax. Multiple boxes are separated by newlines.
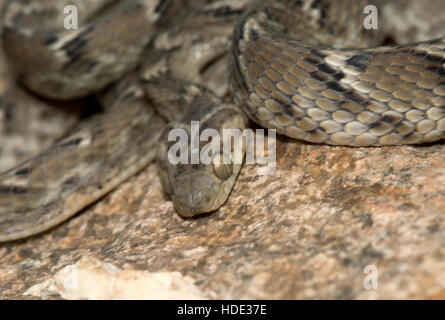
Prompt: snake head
<box><xmin>157</xmin><ymin>156</ymin><xmax>243</xmax><ymax>217</ymax></box>
<box><xmin>156</xmin><ymin>103</ymin><xmax>246</xmax><ymax>217</ymax></box>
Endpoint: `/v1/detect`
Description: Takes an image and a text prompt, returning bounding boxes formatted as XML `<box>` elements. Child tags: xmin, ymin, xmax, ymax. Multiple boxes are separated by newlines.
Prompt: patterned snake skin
<box><xmin>0</xmin><ymin>0</ymin><xmax>443</xmax><ymax>242</ymax></box>
<box><xmin>231</xmin><ymin>0</ymin><xmax>445</xmax><ymax>146</ymax></box>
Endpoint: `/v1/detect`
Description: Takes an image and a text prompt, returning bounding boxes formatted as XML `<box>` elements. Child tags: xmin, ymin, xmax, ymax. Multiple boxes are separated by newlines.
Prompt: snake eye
<box><xmin>212</xmin><ymin>153</ymin><xmax>233</xmax><ymax>180</ymax></box>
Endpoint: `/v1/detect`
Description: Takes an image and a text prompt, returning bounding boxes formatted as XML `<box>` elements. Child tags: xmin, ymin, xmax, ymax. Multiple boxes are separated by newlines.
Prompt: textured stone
<box><xmin>24</xmin><ymin>256</ymin><xmax>206</xmax><ymax>300</ymax></box>
<box><xmin>0</xmin><ymin>136</ymin><xmax>444</xmax><ymax>299</ymax></box>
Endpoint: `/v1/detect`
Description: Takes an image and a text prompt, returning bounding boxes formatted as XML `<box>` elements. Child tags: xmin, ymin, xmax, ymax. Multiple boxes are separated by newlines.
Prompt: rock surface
<box><xmin>24</xmin><ymin>256</ymin><xmax>206</xmax><ymax>300</ymax></box>
<box><xmin>0</xmin><ymin>135</ymin><xmax>444</xmax><ymax>299</ymax></box>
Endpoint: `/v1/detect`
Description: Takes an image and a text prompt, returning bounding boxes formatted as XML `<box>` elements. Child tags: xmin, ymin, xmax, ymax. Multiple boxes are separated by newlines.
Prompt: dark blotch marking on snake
<box><xmin>426</xmin><ymin>65</ymin><xmax>445</xmax><ymax>76</ymax></box>
<box><xmin>63</xmin><ymin>177</ymin><xmax>77</xmax><ymax>186</ymax></box>
<box><xmin>424</xmin><ymin>54</ymin><xmax>445</xmax><ymax>64</ymax></box>
<box><xmin>250</xmin><ymin>29</ymin><xmax>260</xmax><ymax>41</ymax></box>
<box><xmin>60</xmin><ymin>138</ymin><xmax>83</xmax><ymax>148</ymax></box>
<box><xmin>318</xmin><ymin>63</ymin><xmax>345</xmax><ymax>81</ymax></box>
<box><xmin>311</xmin><ymin>71</ymin><xmax>330</xmax><ymax>82</ymax></box>
<box><xmin>318</xmin><ymin>63</ymin><xmax>337</xmax><ymax>74</ymax></box>
<box><xmin>304</xmin><ymin>56</ymin><xmax>322</xmax><ymax>65</ymax></box>
<box><xmin>0</xmin><ymin>186</ymin><xmax>28</xmax><ymax>194</ymax></box>
<box><xmin>199</xmin><ymin>6</ymin><xmax>243</xmax><ymax>17</ymax></box>
<box><xmin>326</xmin><ymin>81</ymin><xmax>347</xmax><ymax>93</ymax></box>
<box><xmin>154</xmin><ymin>0</ymin><xmax>169</xmax><ymax>14</ymax></box>
<box><xmin>15</xmin><ymin>168</ymin><xmax>32</xmax><ymax>176</ymax></box>
<box><xmin>345</xmin><ymin>54</ymin><xmax>372</xmax><ymax>71</ymax></box>
<box><xmin>381</xmin><ymin>114</ymin><xmax>402</xmax><ymax>125</ymax></box>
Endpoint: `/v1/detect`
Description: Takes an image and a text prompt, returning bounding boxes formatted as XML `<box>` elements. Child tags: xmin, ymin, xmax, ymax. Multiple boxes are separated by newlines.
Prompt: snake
<box><xmin>0</xmin><ymin>0</ymin><xmax>443</xmax><ymax>242</ymax></box>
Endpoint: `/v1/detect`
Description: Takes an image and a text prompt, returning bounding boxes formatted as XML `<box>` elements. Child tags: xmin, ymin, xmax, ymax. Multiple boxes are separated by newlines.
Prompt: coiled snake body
<box><xmin>0</xmin><ymin>0</ymin><xmax>443</xmax><ymax>242</ymax></box>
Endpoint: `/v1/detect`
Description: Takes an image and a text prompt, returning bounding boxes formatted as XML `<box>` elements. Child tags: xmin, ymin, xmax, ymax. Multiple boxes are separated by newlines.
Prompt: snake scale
<box><xmin>0</xmin><ymin>0</ymin><xmax>443</xmax><ymax>242</ymax></box>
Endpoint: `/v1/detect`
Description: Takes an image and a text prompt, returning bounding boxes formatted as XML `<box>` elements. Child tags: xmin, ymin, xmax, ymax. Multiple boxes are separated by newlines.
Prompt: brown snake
<box><xmin>0</xmin><ymin>0</ymin><xmax>443</xmax><ymax>242</ymax></box>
